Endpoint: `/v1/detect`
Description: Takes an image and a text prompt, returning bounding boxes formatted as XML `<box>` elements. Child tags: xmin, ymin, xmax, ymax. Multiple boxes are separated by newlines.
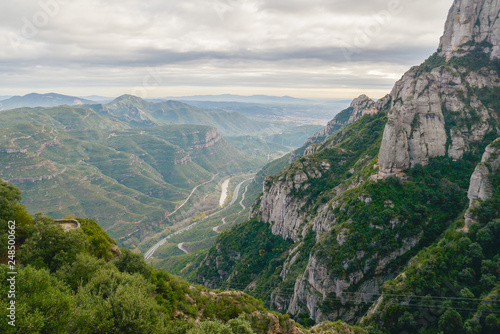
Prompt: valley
<box><xmin>1</xmin><ymin>0</ymin><xmax>500</xmax><ymax>333</ymax></box>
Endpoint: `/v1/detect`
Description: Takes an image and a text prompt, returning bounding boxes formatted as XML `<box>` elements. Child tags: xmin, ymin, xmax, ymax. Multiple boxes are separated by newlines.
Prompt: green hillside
<box><xmin>92</xmin><ymin>95</ymin><xmax>273</xmax><ymax>136</ymax></box>
<box><xmin>0</xmin><ymin>106</ymin><xmax>259</xmax><ymax>247</ymax></box>
<box><xmin>0</xmin><ymin>181</ymin><xmax>366</xmax><ymax>334</ymax></box>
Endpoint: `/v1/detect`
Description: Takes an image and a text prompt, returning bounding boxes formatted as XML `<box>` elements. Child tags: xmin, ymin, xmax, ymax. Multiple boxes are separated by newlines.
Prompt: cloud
<box><xmin>0</xmin><ymin>0</ymin><xmax>452</xmax><ymax>98</ymax></box>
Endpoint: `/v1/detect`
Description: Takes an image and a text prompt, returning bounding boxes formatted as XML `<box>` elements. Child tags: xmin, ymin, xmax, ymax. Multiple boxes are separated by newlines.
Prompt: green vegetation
<box><xmin>195</xmin><ymin>103</ymin><xmax>499</xmax><ymax>332</ymax></box>
<box><xmin>101</xmin><ymin>95</ymin><xmax>270</xmax><ymax>136</ymax></box>
<box><xmin>0</xmin><ymin>105</ymin><xmax>260</xmax><ymax>247</ymax></box>
<box><xmin>364</xmin><ymin>200</ymin><xmax>500</xmax><ymax>333</ymax></box>
<box><xmin>0</xmin><ymin>183</ymin><xmax>303</xmax><ymax>333</ymax></box>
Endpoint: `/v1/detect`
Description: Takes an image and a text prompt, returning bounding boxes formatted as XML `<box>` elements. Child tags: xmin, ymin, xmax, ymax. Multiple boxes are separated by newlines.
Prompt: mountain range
<box><xmin>1</xmin><ymin>0</ymin><xmax>499</xmax><ymax>333</ymax></box>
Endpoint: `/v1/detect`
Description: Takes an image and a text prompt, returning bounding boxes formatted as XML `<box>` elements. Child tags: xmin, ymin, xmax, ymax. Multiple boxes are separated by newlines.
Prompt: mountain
<box><xmin>194</xmin><ymin>0</ymin><xmax>500</xmax><ymax>331</ymax></box>
<box><xmin>88</xmin><ymin>94</ymin><xmax>275</xmax><ymax>136</ymax></box>
<box><xmin>0</xmin><ymin>105</ymin><xmax>260</xmax><ymax>247</ymax></box>
<box><xmin>0</xmin><ymin>93</ymin><xmax>95</xmax><ymax>110</ymax></box>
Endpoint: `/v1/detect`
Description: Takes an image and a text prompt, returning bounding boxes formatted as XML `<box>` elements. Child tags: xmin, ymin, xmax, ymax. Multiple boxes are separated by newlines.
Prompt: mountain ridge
<box><xmin>194</xmin><ymin>0</ymin><xmax>500</xmax><ymax>330</ymax></box>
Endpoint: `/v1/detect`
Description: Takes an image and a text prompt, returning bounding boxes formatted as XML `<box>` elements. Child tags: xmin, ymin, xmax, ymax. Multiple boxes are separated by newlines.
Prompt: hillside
<box><xmin>0</xmin><ymin>105</ymin><xmax>259</xmax><ymax>247</ymax></box>
<box><xmin>0</xmin><ymin>181</ymin><xmax>368</xmax><ymax>334</ymax></box>
<box><xmin>89</xmin><ymin>95</ymin><xmax>275</xmax><ymax>136</ymax></box>
<box><xmin>194</xmin><ymin>0</ymin><xmax>500</xmax><ymax>331</ymax></box>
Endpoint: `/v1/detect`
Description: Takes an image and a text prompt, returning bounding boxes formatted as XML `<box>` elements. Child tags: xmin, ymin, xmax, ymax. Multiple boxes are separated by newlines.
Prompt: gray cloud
<box><xmin>0</xmin><ymin>0</ymin><xmax>453</xmax><ymax>98</ymax></box>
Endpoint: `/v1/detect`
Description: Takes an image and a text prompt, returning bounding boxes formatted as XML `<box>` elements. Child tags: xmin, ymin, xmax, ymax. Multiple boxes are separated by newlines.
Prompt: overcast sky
<box><xmin>0</xmin><ymin>0</ymin><xmax>453</xmax><ymax>99</ymax></box>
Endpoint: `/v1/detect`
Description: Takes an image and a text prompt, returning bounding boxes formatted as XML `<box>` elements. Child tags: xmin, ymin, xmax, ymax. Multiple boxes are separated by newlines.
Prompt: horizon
<box><xmin>1</xmin><ymin>0</ymin><xmax>453</xmax><ymax>99</ymax></box>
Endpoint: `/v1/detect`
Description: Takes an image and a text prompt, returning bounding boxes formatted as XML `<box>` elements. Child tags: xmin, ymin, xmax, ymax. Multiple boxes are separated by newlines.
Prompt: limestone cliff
<box><xmin>439</xmin><ymin>0</ymin><xmax>500</xmax><ymax>60</ymax></box>
<box><xmin>378</xmin><ymin>64</ymin><xmax>498</xmax><ymax>176</ymax></box>
<box><xmin>465</xmin><ymin>137</ymin><xmax>500</xmax><ymax>227</ymax></box>
<box><xmin>378</xmin><ymin>0</ymin><xmax>500</xmax><ymax>177</ymax></box>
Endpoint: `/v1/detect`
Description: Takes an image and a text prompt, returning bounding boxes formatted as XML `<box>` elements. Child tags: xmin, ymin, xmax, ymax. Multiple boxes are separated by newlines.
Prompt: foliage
<box><xmin>0</xmin><ymin>183</ymin><xmax>308</xmax><ymax>334</ymax></box>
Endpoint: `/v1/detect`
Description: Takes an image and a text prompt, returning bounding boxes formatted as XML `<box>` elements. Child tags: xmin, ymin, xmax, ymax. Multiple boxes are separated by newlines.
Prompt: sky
<box><xmin>0</xmin><ymin>0</ymin><xmax>453</xmax><ymax>99</ymax></box>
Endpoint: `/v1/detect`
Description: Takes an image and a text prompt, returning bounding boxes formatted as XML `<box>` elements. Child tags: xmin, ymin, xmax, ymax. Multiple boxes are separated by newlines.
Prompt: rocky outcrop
<box><xmin>465</xmin><ymin>138</ymin><xmax>500</xmax><ymax>227</ymax></box>
<box><xmin>8</xmin><ymin>167</ymin><xmax>67</xmax><ymax>184</ymax></box>
<box><xmin>378</xmin><ymin>60</ymin><xmax>499</xmax><ymax>177</ymax></box>
<box><xmin>174</xmin><ymin>152</ymin><xmax>193</xmax><ymax>165</ymax></box>
<box><xmin>285</xmin><ymin>234</ymin><xmax>421</xmax><ymax>324</ymax></box>
<box><xmin>193</xmin><ymin>129</ymin><xmax>223</xmax><ymax>149</ymax></box>
<box><xmin>439</xmin><ymin>0</ymin><xmax>500</xmax><ymax>60</ymax></box>
<box><xmin>378</xmin><ymin>0</ymin><xmax>500</xmax><ymax>177</ymax></box>
<box><xmin>0</xmin><ymin>148</ymin><xmax>28</xmax><ymax>154</ymax></box>
<box><xmin>256</xmin><ymin>163</ymin><xmax>319</xmax><ymax>241</ymax></box>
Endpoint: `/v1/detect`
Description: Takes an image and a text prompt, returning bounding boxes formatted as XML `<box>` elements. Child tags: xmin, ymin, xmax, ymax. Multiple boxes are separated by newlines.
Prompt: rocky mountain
<box><xmin>194</xmin><ymin>0</ymin><xmax>500</xmax><ymax>331</ymax></box>
<box><xmin>439</xmin><ymin>0</ymin><xmax>500</xmax><ymax>60</ymax></box>
<box><xmin>378</xmin><ymin>0</ymin><xmax>500</xmax><ymax>177</ymax></box>
<box><xmin>0</xmin><ymin>93</ymin><xmax>95</xmax><ymax>110</ymax></box>
<box><xmin>465</xmin><ymin>137</ymin><xmax>500</xmax><ymax>228</ymax></box>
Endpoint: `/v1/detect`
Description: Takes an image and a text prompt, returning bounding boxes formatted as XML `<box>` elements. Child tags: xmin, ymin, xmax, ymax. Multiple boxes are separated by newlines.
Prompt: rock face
<box><xmin>256</xmin><ymin>161</ymin><xmax>320</xmax><ymax>242</ymax></box>
<box><xmin>378</xmin><ymin>0</ymin><xmax>500</xmax><ymax>176</ymax></box>
<box><xmin>193</xmin><ymin>129</ymin><xmax>223</xmax><ymax>149</ymax></box>
<box><xmin>465</xmin><ymin>138</ymin><xmax>500</xmax><ymax>227</ymax></box>
<box><xmin>439</xmin><ymin>0</ymin><xmax>500</xmax><ymax>60</ymax></box>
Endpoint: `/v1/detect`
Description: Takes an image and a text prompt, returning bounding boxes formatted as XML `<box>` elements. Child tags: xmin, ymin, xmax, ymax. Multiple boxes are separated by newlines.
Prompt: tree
<box><xmin>20</xmin><ymin>218</ymin><xmax>89</xmax><ymax>272</ymax></box>
<box><xmin>438</xmin><ymin>309</ymin><xmax>464</xmax><ymax>334</ymax></box>
<box><xmin>112</xmin><ymin>248</ymin><xmax>152</xmax><ymax>279</ymax></box>
<box><xmin>187</xmin><ymin>321</ymin><xmax>233</xmax><ymax>334</ymax></box>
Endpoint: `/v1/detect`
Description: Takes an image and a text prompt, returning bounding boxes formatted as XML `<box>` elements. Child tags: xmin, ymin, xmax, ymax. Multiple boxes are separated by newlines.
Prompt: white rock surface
<box><xmin>439</xmin><ymin>0</ymin><xmax>500</xmax><ymax>60</ymax></box>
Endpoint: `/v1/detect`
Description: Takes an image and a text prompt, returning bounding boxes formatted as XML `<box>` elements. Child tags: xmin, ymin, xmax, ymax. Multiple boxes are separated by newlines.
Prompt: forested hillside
<box><xmin>0</xmin><ymin>180</ymin><xmax>372</xmax><ymax>334</ymax></box>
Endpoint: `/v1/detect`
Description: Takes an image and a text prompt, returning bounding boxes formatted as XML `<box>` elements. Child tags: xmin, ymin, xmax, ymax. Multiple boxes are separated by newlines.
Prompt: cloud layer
<box><xmin>0</xmin><ymin>0</ymin><xmax>452</xmax><ymax>98</ymax></box>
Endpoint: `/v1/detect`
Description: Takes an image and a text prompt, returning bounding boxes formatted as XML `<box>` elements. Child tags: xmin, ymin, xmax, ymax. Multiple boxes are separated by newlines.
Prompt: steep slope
<box><xmin>362</xmin><ymin>139</ymin><xmax>500</xmax><ymax>333</ymax></box>
<box><xmin>195</xmin><ymin>0</ymin><xmax>500</xmax><ymax>329</ymax></box>
<box><xmin>0</xmin><ymin>181</ymin><xmax>369</xmax><ymax>334</ymax></box>
<box><xmin>378</xmin><ymin>0</ymin><xmax>500</xmax><ymax>177</ymax></box>
<box><xmin>439</xmin><ymin>0</ymin><xmax>500</xmax><ymax>60</ymax></box>
<box><xmin>0</xmin><ymin>93</ymin><xmax>95</xmax><ymax>110</ymax></box>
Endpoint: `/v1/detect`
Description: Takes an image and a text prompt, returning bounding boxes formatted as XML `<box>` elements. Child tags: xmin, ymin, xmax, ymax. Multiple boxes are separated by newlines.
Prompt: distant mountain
<box><xmin>161</xmin><ymin>94</ymin><xmax>314</xmax><ymax>105</ymax></box>
<box><xmin>0</xmin><ymin>93</ymin><xmax>95</xmax><ymax>110</ymax></box>
<box><xmin>87</xmin><ymin>94</ymin><xmax>276</xmax><ymax>136</ymax></box>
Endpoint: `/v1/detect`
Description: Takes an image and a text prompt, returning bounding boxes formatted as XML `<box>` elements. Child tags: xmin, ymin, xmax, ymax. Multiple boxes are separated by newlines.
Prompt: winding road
<box><xmin>212</xmin><ymin>178</ymin><xmax>253</xmax><ymax>233</ymax></box>
<box><xmin>145</xmin><ymin>176</ymin><xmax>254</xmax><ymax>259</ymax></box>
<box><xmin>238</xmin><ymin>181</ymin><xmax>252</xmax><ymax>210</ymax></box>
<box><xmin>177</xmin><ymin>243</ymin><xmax>189</xmax><ymax>254</ymax></box>
<box><xmin>166</xmin><ymin>174</ymin><xmax>217</xmax><ymax>218</ymax></box>
<box><xmin>144</xmin><ymin>175</ymin><xmax>217</xmax><ymax>260</ymax></box>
